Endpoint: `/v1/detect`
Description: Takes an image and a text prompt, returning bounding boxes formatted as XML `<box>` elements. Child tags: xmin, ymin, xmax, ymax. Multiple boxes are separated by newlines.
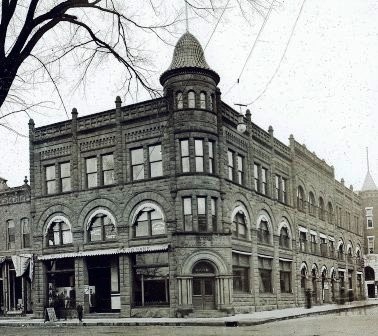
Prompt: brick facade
<box><xmin>0</xmin><ymin>32</ymin><xmax>365</xmax><ymax>318</ymax></box>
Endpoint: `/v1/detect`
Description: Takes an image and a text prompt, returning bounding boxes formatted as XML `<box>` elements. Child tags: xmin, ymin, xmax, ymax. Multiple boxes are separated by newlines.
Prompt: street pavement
<box><xmin>1</xmin><ymin>306</ymin><xmax>378</xmax><ymax>335</ymax></box>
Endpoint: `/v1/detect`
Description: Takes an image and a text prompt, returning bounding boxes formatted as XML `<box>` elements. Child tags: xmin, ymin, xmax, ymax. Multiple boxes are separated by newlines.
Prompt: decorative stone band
<box><xmin>37</xmin><ymin>243</ymin><xmax>169</xmax><ymax>261</ymax></box>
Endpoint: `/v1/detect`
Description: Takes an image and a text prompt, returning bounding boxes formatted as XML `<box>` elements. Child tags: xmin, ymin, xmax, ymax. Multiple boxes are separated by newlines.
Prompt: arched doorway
<box><xmin>321</xmin><ymin>268</ymin><xmax>327</xmax><ymax>303</ymax></box>
<box><xmin>192</xmin><ymin>261</ymin><xmax>216</xmax><ymax>310</ymax></box>
<box><xmin>365</xmin><ymin>266</ymin><xmax>375</xmax><ymax>298</ymax></box>
<box><xmin>330</xmin><ymin>269</ymin><xmax>336</xmax><ymax>302</ymax></box>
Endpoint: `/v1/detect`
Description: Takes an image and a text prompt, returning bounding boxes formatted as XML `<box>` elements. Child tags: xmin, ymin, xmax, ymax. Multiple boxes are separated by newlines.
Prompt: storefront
<box><xmin>0</xmin><ymin>255</ymin><xmax>33</xmax><ymax>315</ymax></box>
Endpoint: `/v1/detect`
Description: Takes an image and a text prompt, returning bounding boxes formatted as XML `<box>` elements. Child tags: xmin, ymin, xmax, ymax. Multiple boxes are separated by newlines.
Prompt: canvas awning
<box><xmin>37</xmin><ymin>244</ymin><xmax>169</xmax><ymax>261</ymax></box>
<box><xmin>11</xmin><ymin>254</ymin><xmax>33</xmax><ymax>278</ymax></box>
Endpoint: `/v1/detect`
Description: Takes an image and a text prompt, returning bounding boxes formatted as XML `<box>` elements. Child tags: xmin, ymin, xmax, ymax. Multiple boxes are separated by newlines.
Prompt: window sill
<box><xmin>131</xmin><ymin>235</ymin><xmax>167</xmax><ymax>241</ymax></box>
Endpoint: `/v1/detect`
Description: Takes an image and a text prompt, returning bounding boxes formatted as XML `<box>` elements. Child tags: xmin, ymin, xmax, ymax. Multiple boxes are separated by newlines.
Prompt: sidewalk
<box><xmin>1</xmin><ymin>300</ymin><xmax>377</xmax><ymax>327</ymax></box>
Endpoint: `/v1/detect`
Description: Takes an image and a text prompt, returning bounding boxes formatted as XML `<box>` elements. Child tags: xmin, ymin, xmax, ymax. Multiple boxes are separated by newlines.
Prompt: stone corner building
<box><xmin>2</xmin><ymin>32</ymin><xmax>365</xmax><ymax>318</ymax></box>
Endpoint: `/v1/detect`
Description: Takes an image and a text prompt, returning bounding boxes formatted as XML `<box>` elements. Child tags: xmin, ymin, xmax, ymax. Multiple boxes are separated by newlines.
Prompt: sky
<box><xmin>1</xmin><ymin>0</ymin><xmax>377</xmax><ymax>189</ymax></box>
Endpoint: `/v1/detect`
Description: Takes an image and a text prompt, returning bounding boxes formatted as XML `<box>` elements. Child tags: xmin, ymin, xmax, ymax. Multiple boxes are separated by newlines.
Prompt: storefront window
<box><xmin>133</xmin><ymin>252</ymin><xmax>169</xmax><ymax>307</ymax></box>
<box><xmin>232</xmin><ymin>253</ymin><xmax>249</xmax><ymax>292</ymax></box>
<box><xmin>46</xmin><ymin>259</ymin><xmax>76</xmax><ymax>310</ymax></box>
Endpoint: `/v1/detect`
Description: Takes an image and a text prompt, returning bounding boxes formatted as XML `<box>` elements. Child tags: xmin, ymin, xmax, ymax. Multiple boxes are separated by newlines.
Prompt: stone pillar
<box><xmin>119</xmin><ymin>255</ymin><xmax>131</xmax><ymax>317</ymax></box>
<box><xmin>75</xmin><ymin>258</ymin><xmax>87</xmax><ymax>313</ymax></box>
<box><xmin>33</xmin><ymin>259</ymin><xmax>46</xmax><ymax>318</ymax></box>
<box><xmin>216</xmin><ymin>275</ymin><xmax>233</xmax><ymax>311</ymax></box>
<box><xmin>177</xmin><ymin>277</ymin><xmax>193</xmax><ymax>307</ymax></box>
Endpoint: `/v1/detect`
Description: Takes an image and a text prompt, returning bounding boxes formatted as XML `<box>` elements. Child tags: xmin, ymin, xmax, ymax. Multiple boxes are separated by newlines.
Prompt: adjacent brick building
<box><xmin>1</xmin><ymin>32</ymin><xmax>365</xmax><ymax>318</ymax></box>
<box><xmin>0</xmin><ymin>177</ymin><xmax>32</xmax><ymax>315</ymax></box>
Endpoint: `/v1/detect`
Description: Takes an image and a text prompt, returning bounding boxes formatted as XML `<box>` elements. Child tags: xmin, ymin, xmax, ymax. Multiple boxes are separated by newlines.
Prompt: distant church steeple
<box><xmin>362</xmin><ymin>147</ymin><xmax>377</xmax><ymax>191</ymax></box>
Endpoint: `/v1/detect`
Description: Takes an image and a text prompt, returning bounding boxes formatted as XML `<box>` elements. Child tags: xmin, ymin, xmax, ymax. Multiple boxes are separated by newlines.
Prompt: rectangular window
<box><xmin>86</xmin><ymin>157</ymin><xmax>98</xmax><ymax>188</ymax></box>
<box><xmin>208</xmin><ymin>141</ymin><xmax>214</xmax><ymax>174</ymax></box>
<box><xmin>131</xmin><ymin>148</ymin><xmax>144</xmax><ymax>180</ymax></box>
<box><xmin>195</xmin><ymin>139</ymin><xmax>204</xmax><ymax>172</ymax></box>
<box><xmin>102</xmin><ymin>154</ymin><xmax>115</xmax><ymax>185</ymax></box>
<box><xmin>7</xmin><ymin>220</ymin><xmax>15</xmax><ymax>249</ymax></box>
<box><xmin>197</xmin><ymin>197</ymin><xmax>207</xmax><ymax>232</ymax></box>
<box><xmin>211</xmin><ymin>197</ymin><xmax>217</xmax><ymax>232</ymax></box>
<box><xmin>233</xmin><ymin>253</ymin><xmax>250</xmax><ymax>293</ymax></box>
<box><xmin>258</xmin><ymin>257</ymin><xmax>272</xmax><ymax>293</ymax></box>
<box><xmin>180</xmin><ymin>140</ymin><xmax>190</xmax><ymax>173</ymax></box>
<box><xmin>149</xmin><ymin>144</ymin><xmax>163</xmax><ymax>177</ymax></box>
<box><xmin>281</xmin><ymin>178</ymin><xmax>287</xmax><ymax>203</ymax></box>
<box><xmin>22</xmin><ymin>218</ymin><xmax>31</xmax><ymax>248</ymax></box>
<box><xmin>368</xmin><ymin>236</ymin><xmax>374</xmax><ymax>254</ymax></box>
<box><xmin>275</xmin><ymin>175</ymin><xmax>280</xmax><ymax>200</ymax></box>
<box><xmin>367</xmin><ymin>217</ymin><xmax>373</xmax><ymax>228</ymax></box>
<box><xmin>237</xmin><ymin>155</ymin><xmax>244</xmax><ymax>185</ymax></box>
<box><xmin>261</xmin><ymin>167</ymin><xmax>268</xmax><ymax>195</ymax></box>
<box><xmin>60</xmin><ymin>162</ymin><xmax>71</xmax><ymax>192</ymax></box>
<box><xmin>45</xmin><ymin>165</ymin><xmax>56</xmax><ymax>194</ymax></box>
<box><xmin>366</xmin><ymin>207</ymin><xmax>373</xmax><ymax>217</ymax></box>
<box><xmin>310</xmin><ymin>234</ymin><xmax>317</xmax><ymax>254</ymax></box>
<box><xmin>279</xmin><ymin>260</ymin><xmax>292</xmax><ymax>293</ymax></box>
<box><xmin>228</xmin><ymin>150</ymin><xmax>234</xmax><ymax>181</ymax></box>
<box><xmin>133</xmin><ymin>252</ymin><xmax>169</xmax><ymax>307</ymax></box>
<box><xmin>254</xmin><ymin>163</ymin><xmax>260</xmax><ymax>192</ymax></box>
<box><xmin>183</xmin><ymin>197</ymin><xmax>193</xmax><ymax>231</ymax></box>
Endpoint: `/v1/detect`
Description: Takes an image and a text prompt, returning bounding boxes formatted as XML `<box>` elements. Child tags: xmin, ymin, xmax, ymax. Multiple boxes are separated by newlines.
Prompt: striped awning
<box><xmin>38</xmin><ymin>244</ymin><xmax>169</xmax><ymax>261</ymax></box>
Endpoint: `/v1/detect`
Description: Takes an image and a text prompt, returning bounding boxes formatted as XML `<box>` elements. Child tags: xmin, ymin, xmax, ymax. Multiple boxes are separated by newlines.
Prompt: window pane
<box><xmin>62</xmin><ymin>230</ymin><xmax>72</xmax><ymax>244</ymax></box>
<box><xmin>133</xmin><ymin>164</ymin><xmax>144</xmax><ymax>180</ymax></box>
<box><xmin>60</xmin><ymin>162</ymin><xmax>70</xmax><ymax>178</ymax></box>
<box><xmin>46</xmin><ymin>165</ymin><xmax>55</xmax><ymax>180</ymax></box>
<box><xmin>176</xmin><ymin>92</ymin><xmax>183</xmax><ymax>109</ymax></box>
<box><xmin>149</xmin><ymin>145</ymin><xmax>161</xmax><ymax>162</ymax></box>
<box><xmin>47</xmin><ymin>180</ymin><xmax>56</xmax><ymax>194</ymax></box>
<box><xmin>152</xmin><ymin>220</ymin><xmax>165</xmax><ymax>235</ymax></box>
<box><xmin>105</xmin><ymin>222</ymin><xmax>116</xmax><ymax>240</ymax></box>
<box><xmin>180</xmin><ymin>140</ymin><xmax>189</xmax><ymax>156</ymax></box>
<box><xmin>103</xmin><ymin>170</ymin><xmax>115</xmax><ymax>185</ymax></box>
<box><xmin>87</xmin><ymin>172</ymin><xmax>98</xmax><ymax>188</ymax></box>
<box><xmin>150</xmin><ymin>161</ymin><xmax>163</xmax><ymax>177</ymax></box>
<box><xmin>102</xmin><ymin>154</ymin><xmax>114</xmax><ymax>170</ymax></box>
<box><xmin>183</xmin><ymin>198</ymin><xmax>192</xmax><ymax>214</ymax></box>
<box><xmin>237</xmin><ymin>156</ymin><xmax>243</xmax><ymax>171</ymax></box>
<box><xmin>228</xmin><ymin>151</ymin><xmax>233</xmax><ymax>166</ymax></box>
<box><xmin>90</xmin><ymin>227</ymin><xmax>102</xmax><ymax>241</ymax></box>
<box><xmin>239</xmin><ymin>223</ymin><xmax>246</xmax><ymax>237</ymax></box>
<box><xmin>136</xmin><ymin>220</ymin><xmax>149</xmax><ymax>237</ymax></box>
<box><xmin>211</xmin><ymin>198</ymin><xmax>216</xmax><ymax>216</ymax></box>
<box><xmin>195</xmin><ymin>140</ymin><xmax>203</xmax><ymax>156</ymax></box>
<box><xmin>182</xmin><ymin>157</ymin><xmax>190</xmax><ymax>173</ymax></box>
<box><xmin>195</xmin><ymin>157</ymin><xmax>204</xmax><ymax>172</ymax></box>
<box><xmin>197</xmin><ymin>197</ymin><xmax>206</xmax><ymax>214</ymax></box>
<box><xmin>62</xmin><ymin>177</ymin><xmax>71</xmax><ymax>192</ymax></box>
<box><xmin>22</xmin><ymin>219</ymin><xmax>30</xmax><ymax>233</ymax></box>
<box><xmin>200</xmin><ymin>92</ymin><xmax>206</xmax><ymax>109</ymax></box>
<box><xmin>131</xmin><ymin>148</ymin><xmax>144</xmax><ymax>165</ymax></box>
<box><xmin>86</xmin><ymin>157</ymin><xmax>97</xmax><ymax>173</ymax></box>
<box><xmin>188</xmin><ymin>91</ymin><xmax>195</xmax><ymax>108</ymax></box>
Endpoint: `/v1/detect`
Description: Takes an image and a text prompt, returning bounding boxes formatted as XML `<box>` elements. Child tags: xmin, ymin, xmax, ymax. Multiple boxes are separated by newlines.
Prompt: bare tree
<box><xmin>0</xmin><ymin>0</ymin><xmax>269</xmax><ymax>133</ymax></box>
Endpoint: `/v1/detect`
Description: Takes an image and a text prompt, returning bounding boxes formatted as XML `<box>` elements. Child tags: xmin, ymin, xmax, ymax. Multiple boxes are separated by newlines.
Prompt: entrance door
<box><xmin>192</xmin><ymin>277</ymin><xmax>215</xmax><ymax>310</ymax></box>
<box><xmin>368</xmin><ymin>284</ymin><xmax>375</xmax><ymax>298</ymax></box>
<box><xmin>88</xmin><ymin>266</ymin><xmax>111</xmax><ymax>312</ymax></box>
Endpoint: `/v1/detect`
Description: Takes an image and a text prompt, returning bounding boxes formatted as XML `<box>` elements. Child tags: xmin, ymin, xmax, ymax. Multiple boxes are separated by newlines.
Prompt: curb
<box><xmin>0</xmin><ymin>303</ymin><xmax>376</xmax><ymax>327</ymax></box>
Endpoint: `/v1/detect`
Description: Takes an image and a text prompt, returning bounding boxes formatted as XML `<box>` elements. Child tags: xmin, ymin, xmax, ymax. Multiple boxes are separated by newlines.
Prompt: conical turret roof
<box><xmin>160</xmin><ymin>32</ymin><xmax>219</xmax><ymax>85</ymax></box>
<box><xmin>361</xmin><ymin>170</ymin><xmax>377</xmax><ymax>191</ymax></box>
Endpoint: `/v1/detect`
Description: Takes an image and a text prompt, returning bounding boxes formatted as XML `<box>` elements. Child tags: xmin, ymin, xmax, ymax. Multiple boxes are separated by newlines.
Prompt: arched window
<box><xmin>47</xmin><ymin>217</ymin><xmax>72</xmax><ymax>246</ymax></box>
<box><xmin>311</xmin><ymin>266</ymin><xmax>318</xmax><ymax>299</ymax></box>
<box><xmin>134</xmin><ymin>205</ymin><xmax>166</xmax><ymax>237</ymax></box>
<box><xmin>232</xmin><ymin>210</ymin><xmax>247</xmax><ymax>239</ymax></box>
<box><xmin>279</xmin><ymin>226</ymin><xmax>290</xmax><ymax>249</ymax></box>
<box><xmin>21</xmin><ymin>218</ymin><xmax>31</xmax><ymax>248</ymax></box>
<box><xmin>365</xmin><ymin>266</ymin><xmax>375</xmax><ymax>281</ymax></box>
<box><xmin>308</xmin><ymin>192</ymin><xmax>316</xmax><ymax>215</ymax></box>
<box><xmin>327</xmin><ymin>202</ymin><xmax>334</xmax><ymax>223</ymax></box>
<box><xmin>318</xmin><ymin>197</ymin><xmax>325</xmax><ymax>220</ymax></box>
<box><xmin>176</xmin><ymin>92</ymin><xmax>183</xmax><ymax>109</ymax></box>
<box><xmin>88</xmin><ymin>213</ymin><xmax>116</xmax><ymax>242</ymax></box>
<box><xmin>300</xmin><ymin>265</ymin><xmax>307</xmax><ymax>289</ymax></box>
<box><xmin>200</xmin><ymin>92</ymin><xmax>206</xmax><ymax>109</ymax></box>
<box><xmin>258</xmin><ymin>219</ymin><xmax>270</xmax><ymax>245</ymax></box>
<box><xmin>188</xmin><ymin>91</ymin><xmax>195</xmax><ymax>108</ymax></box>
<box><xmin>297</xmin><ymin>186</ymin><xmax>304</xmax><ymax>211</ymax></box>
<box><xmin>338</xmin><ymin>242</ymin><xmax>344</xmax><ymax>261</ymax></box>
